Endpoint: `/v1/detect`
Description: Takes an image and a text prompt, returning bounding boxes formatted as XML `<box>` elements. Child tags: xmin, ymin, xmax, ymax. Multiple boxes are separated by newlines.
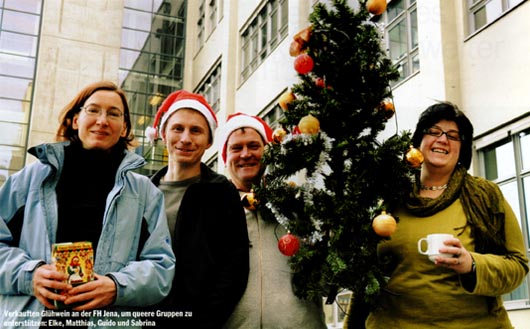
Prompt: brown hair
<box><xmin>55</xmin><ymin>81</ymin><xmax>136</xmax><ymax>149</ymax></box>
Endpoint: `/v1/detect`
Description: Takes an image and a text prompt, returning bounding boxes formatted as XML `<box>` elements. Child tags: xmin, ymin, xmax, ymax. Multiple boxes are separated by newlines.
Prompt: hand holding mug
<box><xmin>418</xmin><ymin>233</ymin><xmax>474</xmax><ymax>273</ymax></box>
<box><xmin>417</xmin><ymin>234</ymin><xmax>454</xmax><ymax>262</ymax></box>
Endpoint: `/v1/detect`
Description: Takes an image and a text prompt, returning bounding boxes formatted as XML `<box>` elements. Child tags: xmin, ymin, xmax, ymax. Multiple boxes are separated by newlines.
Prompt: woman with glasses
<box><xmin>0</xmin><ymin>81</ymin><xmax>175</xmax><ymax>328</ymax></box>
<box><xmin>364</xmin><ymin>102</ymin><xmax>528</xmax><ymax>328</ymax></box>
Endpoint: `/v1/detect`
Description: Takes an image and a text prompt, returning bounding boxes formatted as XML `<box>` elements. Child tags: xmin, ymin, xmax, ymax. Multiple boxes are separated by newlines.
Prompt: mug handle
<box><xmin>417</xmin><ymin>238</ymin><xmax>428</xmax><ymax>254</ymax></box>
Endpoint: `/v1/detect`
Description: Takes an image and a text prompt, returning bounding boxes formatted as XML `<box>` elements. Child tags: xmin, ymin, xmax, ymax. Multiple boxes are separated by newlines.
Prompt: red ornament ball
<box><xmin>314</xmin><ymin>77</ymin><xmax>325</xmax><ymax>88</ymax></box>
<box><xmin>278</xmin><ymin>232</ymin><xmax>300</xmax><ymax>256</ymax></box>
<box><xmin>294</xmin><ymin>53</ymin><xmax>314</xmax><ymax>75</ymax></box>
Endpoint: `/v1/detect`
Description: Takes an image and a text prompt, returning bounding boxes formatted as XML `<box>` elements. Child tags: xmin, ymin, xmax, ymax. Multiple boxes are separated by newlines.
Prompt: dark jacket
<box><xmin>151</xmin><ymin>163</ymin><xmax>249</xmax><ymax>329</ymax></box>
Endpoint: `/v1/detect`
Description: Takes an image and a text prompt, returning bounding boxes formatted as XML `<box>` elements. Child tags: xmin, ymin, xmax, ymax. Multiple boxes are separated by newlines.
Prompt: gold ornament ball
<box><xmin>278</xmin><ymin>90</ymin><xmax>296</xmax><ymax>111</ymax></box>
<box><xmin>241</xmin><ymin>192</ymin><xmax>259</xmax><ymax>210</ymax></box>
<box><xmin>405</xmin><ymin>145</ymin><xmax>424</xmax><ymax>168</ymax></box>
<box><xmin>272</xmin><ymin>127</ymin><xmax>287</xmax><ymax>143</ymax></box>
<box><xmin>298</xmin><ymin>114</ymin><xmax>320</xmax><ymax>135</ymax></box>
<box><xmin>380</xmin><ymin>100</ymin><xmax>395</xmax><ymax>119</ymax></box>
<box><xmin>372</xmin><ymin>211</ymin><xmax>397</xmax><ymax>237</ymax></box>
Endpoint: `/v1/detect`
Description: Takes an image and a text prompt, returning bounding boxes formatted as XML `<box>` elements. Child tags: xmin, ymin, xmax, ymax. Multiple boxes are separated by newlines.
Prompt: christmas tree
<box><xmin>254</xmin><ymin>0</ymin><xmax>420</xmax><ymax>324</ymax></box>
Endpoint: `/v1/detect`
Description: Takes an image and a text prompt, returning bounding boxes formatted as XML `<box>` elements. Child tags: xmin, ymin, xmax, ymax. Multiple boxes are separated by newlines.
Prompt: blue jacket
<box><xmin>0</xmin><ymin>142</ymin><xmax>175</xmax><ymax>328</ymax></box>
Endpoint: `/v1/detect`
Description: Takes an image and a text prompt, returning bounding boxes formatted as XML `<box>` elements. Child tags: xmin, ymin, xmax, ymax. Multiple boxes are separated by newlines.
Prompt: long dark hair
<box><xmin>55</xmin><ymin>81</ymin><xmax>136</xmax><ymax>149</ymax></box>
<box><xmin>412</xmin><ymin>101</ymin><xmax>474</xmax><ymax>169</ymax></box>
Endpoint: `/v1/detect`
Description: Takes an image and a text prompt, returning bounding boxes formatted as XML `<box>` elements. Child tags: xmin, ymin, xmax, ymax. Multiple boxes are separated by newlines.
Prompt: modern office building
<box><xmin>0</xmin><ymin>0</ymin><xmax>529</xmax><ymax>327</ymax></box>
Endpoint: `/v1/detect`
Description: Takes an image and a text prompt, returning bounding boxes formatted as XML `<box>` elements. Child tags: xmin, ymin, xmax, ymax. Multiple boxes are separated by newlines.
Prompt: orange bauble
<box><xmin>298</xmin><ymin>114</ymin><xmax>320</xmax><ymax>135</ymax></box>
<box><xmin>272</xmin><ymin>127</ymin><xmax>287</xmax><ymax>143</ymax></box>
<box><xmin>289</xmin><ymin>40</ymin><xmax>304</xmax><ymax>57</ymax></box>
<box><xmin>278</xmin><ymin>90</ymin><xmax>296</xmax><ymax>111</ymax></box>
<box><xmin>372</xmin><ymin>211</ymin><xmax>397</xmax><ymax>237</ymax></box>
<box><xmin>366</xmin><ymin>0</ymin><xmax>387</xmax><ymax>16</ymax></box>
<box><xmin>405</xmin><ymin>145</ymin><xmax>424</xmax><ymax>168</ymax></box>
<box><xmin>241</xmin><ymin>192</ymin><xmax>259</xmax><ymax>211</ymax></box>
<box><xmin>380</xmin><ymin>100</ymin><xmax>395</xmax><ymax>119</ymax></box>
<box><xmin>293</xmin><ymin>26</ymin><xmax>312</xmax><ymax>45</ymax></box>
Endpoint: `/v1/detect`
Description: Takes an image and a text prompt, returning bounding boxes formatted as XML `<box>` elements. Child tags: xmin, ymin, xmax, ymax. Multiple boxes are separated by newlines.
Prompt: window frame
<box><xmin>475</xmin><ymin>114</ymin><xmax>530</xmax><ymax>310</ymax></box>
<box><xmin>375</xmin><ymin>0</ymin><xmax>419</xmax><ymax>86</ymax></box>
<box><xmin>240</xmin><ymin>0</ymin><xmax>288</xmax><ymax>82</ymax></box>
<box><xmin>196</xmin><ymin>61</ymin><xmax>222</xmax><ymax>113</ymax></box>
<box><xmin>467</xmin><ymin>0</ymin><xmax>526</xmax><ymax>36</ymax></box>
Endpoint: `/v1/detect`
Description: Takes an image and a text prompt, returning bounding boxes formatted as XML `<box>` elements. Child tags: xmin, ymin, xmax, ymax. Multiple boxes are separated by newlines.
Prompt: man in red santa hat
<box><xmin>217</xmin><ymin>113</ymin><xmax>326</xmax><ymax>328</ymax></box>
<box><xmin>145</xmin><ymin>91</ymin><xmax>249</xmax><ymax>329</ymax></box>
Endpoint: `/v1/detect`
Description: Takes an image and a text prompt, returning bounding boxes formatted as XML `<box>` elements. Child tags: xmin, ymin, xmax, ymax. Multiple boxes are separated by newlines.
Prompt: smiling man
<box><xmin>217</xmin><ymin>113</ymin><xmax>327</xmax><ymax>329</ymax></box>
<box><xmin>146</xmin><ymin>91</ymin><xmax>249</xmax><ymax>329</ymax></box>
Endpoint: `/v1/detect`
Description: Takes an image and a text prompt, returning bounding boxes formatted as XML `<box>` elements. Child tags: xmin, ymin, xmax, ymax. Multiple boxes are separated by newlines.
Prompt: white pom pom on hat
<box><xmin>145</xmin><ymin>90</ymin><xmax>217</xmax><ymax>143</ymax></box>
<box><xmin>217</xmin><ymin>112</ymin><xmax>273</xmax><ymax>164</ymax></box>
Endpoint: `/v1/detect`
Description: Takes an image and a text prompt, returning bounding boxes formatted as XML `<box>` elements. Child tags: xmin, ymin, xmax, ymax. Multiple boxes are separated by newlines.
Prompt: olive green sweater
<box><xmin>366</xmin><ymin>198</ymin><xmax>528</xmax><ymax>328</ymax></box>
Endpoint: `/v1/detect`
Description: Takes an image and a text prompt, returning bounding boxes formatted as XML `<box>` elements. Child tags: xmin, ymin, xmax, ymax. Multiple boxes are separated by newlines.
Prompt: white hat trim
<box><xmin>218</xmin><ymin>115</ymin><xmax>268</xmax><ymax>163</ymax></box>
<box><xmin>159</xmin><ymin>99</ymin><xmax>217</xmax><ymax>137</ymax></box>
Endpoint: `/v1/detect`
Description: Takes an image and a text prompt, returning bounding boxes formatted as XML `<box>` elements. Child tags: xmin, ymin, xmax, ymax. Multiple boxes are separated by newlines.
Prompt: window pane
<box><xmin>524</xmin><ymin>176</ymin><xmax>530</xmax><ymax>241</ymax></box>
<box><xmin>504</xmin><ymin>279</ymin><xmax>529</xmax><ymax>303</ymax></box>
<box><xmin>0</xmin><ymin>53</ymin><xmax>35</xmax><ymax>78</ymax></box>
<box><xmin>0</xmin><ymin>76</ymin><xmax>32</xmax><ymax>99</ymax></box>
<box><xmin>123</xmin><ymin>8</ymin><xmax>153</xmax><ymax>30</ymax></box>
<box><xmin>0</xmin><ymin>121</ymin><xmax>28</xmax><ymax>147</ymax></box>
<box><xmin>411</xmin><ymin>52</ymin><xmax>420</xmax><ymax>73</ymax></box>
<box><xmin>387</xmin><ymin>0</ymin><xmax>405</xmax><ymax>22</ymax></box>
<box><xmin>410</xmin><ymin>8</ymin><xmax>418</xmax><ymax>48</ymax></box>
<box><xmin>520</xmin><ymin>130</ymin><xmax>530</xmax><ymax>171</ymax></box>
<box><xmin>0</xmin><ymin>98</ymin><xmax>31</xmax><ymax>123</ymax></box>
<box><xmin>4</xmin><ymin>0</ymin><xmax>42</xmax><ymax>14</ymax></box>
<box><xmin>483</xmin><ymin>141</ymin><xmax>515</xmax><ymax>181</ymax></box>
<box><xmin>0</xmin><ymin>145</ymin><xmax>26</xmax><ymax>174</ymax></box>
<box><xmin>388</xmin><ymin>20</ymin><xmax>407</xmax><ymax>61</ymax></box>
<box><xmin>485</xmin><ymin>0</ymin><xmax>503</xmax><ymax>21</ymax></box>
<box><xmin>124</xmin><ymin>0</ymin><xmax>157</xmax><ymax>12</ymax></box>
<box><xmin>508</xmin><ymin>0</ymin><xmax>524</xmax><ymax>8</ymax></box>
<box><xmin>3</xmin><ymin>10</ymin><xmax>40</xmax><ymax>35</ymax></box>
<box><xmin>119</xmin><ymin>49</ymin><xmax>142</xmax><ymax>71</ymax></box>
<box><xmin>473</xmin><ymin>6</ymin><xmax>487</xmax><ymax>30</ymax></box>
<box><xmin>121</xmin><ymin>28</ymin><xmax>150</xmax><ymax>51</ymax></box>
<box><xmin>280</xmin><ymin>0</ymin><xmax>288</xmax><ymax>30</ymax></box>
<box><xmin>499</xmin><ymin>181</ymin><xmax>522</xmax><ymax>228</ymax></box>
<box><xmin>0</xmin><ymin>31</ymin><xmax>38</xmax><ymax>56</ymax></box>
<box><xmin>474</xmin><ymin>0</ymin><xmax>503</xmax><ymax>30</ymax></box>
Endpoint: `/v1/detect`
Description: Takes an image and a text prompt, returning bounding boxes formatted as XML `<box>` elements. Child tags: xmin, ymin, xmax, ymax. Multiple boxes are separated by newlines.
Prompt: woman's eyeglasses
<box><xmin>424</xmin><ymin>127</ymin><xmax>461</xmax><ymax>141</ymax></box>
<box><xmin>81</xmin><ymin>106</ymin><xmax>123</xmax><ymax>121</ymax></box>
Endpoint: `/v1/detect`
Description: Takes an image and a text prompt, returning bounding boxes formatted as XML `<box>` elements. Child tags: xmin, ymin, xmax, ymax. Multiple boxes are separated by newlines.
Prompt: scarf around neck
<box><xmin>405</xmin><ymin>165</ymin><xmax>507</xmax><ymax>254</ymax></box>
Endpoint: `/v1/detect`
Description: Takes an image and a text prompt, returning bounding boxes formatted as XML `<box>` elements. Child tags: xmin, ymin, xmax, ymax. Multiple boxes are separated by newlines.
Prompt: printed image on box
<box><xmin>52</xmin><ymin>241</ymin><xmax>94</xmax><ymax>285</ymax></box>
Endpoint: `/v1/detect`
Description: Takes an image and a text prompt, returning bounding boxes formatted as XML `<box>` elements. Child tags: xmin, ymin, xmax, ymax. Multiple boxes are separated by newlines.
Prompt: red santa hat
<box><xmin>145</xmin><ymin>90</ymin><xmax>217</xmax><ymax>142</ymax></box>
<box><xmin>217</xmin><ymin>112</ymin><xmax>273</xmax><ymax>164</ymax></box>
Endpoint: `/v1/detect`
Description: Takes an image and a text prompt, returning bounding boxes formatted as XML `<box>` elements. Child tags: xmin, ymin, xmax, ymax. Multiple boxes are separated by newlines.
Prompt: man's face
<box><xmin>162</xmin><ymin>108</ymin><xmax>212</xmax><ymax>169</ymax></box>
<box><xmin>226</xmin><ymin>128</ymin><xmax>265</xmax><ymax>191</ymax></box>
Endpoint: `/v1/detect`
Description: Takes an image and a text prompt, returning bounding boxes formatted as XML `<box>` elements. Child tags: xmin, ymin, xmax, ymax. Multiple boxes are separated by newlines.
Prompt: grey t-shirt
<box><xmin>158</xmin><ymin>175</ymin><xmax>201</xmax><ymax>240</ymax></box>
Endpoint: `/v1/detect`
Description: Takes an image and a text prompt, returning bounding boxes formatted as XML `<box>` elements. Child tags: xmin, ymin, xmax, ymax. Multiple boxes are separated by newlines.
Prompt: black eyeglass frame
<box><xmin>423</xmin><ymin>127</ymin><xmax>462</xmax><ymax>142</ymax></box>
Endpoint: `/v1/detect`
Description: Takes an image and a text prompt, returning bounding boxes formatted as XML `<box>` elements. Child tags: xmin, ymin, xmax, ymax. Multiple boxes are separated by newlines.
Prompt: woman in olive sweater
<box><xmin>366</xmin><ymin>102</ymin><xmax>529</xmax><ymax>329</ymax></box>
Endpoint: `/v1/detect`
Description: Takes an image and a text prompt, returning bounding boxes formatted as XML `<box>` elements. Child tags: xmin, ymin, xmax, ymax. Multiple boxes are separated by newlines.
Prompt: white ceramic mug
<box><xmin>417</xmin><ymin>233</ymin><xmax>454</xmax><ymax>262</ymax></box>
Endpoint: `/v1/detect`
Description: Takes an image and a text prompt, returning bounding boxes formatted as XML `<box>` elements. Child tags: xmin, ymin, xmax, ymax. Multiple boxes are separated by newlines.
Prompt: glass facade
<box><xmin>0</xmin><ymin>0</ymin><xmax>42</xmax><ymax>186</ymax></box>
<box><xmin>120</xmin><ymin>0</ymin><xmax>187</xmax><ymax>175</ymax></box>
